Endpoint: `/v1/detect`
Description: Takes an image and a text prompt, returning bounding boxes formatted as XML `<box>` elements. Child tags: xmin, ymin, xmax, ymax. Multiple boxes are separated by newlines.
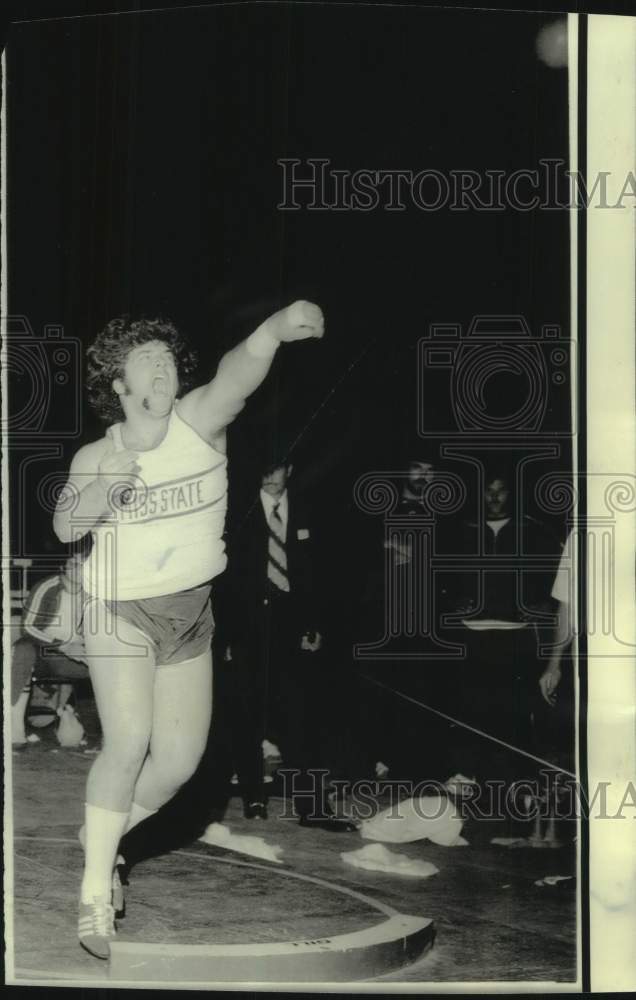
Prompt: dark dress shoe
<box><xmin>298</xmin><ymin>814</ymin><xmax>358</xmax><ymax>832</ymax></box>
<box><xmin>116</xmin><ymin>859</ymin><xmax>130</xmax><ymax>887</ymax></box>
<box><xmin>244</xmin><ymin>802</ymin><xmax>268</xmax><ymax>820</ymax></box>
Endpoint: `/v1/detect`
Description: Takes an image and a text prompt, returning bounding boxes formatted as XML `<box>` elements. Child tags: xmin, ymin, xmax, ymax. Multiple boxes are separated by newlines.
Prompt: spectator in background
<box><xmin>350</xmin><ymin>455</ymin><xmax>452</xmax><ymax>784</ymax></box>
<box><xmin>12</xmin><ymin>557</ymin><xmax>90</xmax><ymax>744</ymax></box>
<box><xmin>221</xmin><ymin>458</ymin><xmax>355</xmax><ymax>830</ymax></box>
<box><xmin>532</xmin><ymin>528</ymin><xmax>576</xmax><ymax>788</ymax></box>
<box><xmin>11</xmin><ymin>636</ymin><xmax>38</xmax><ymax>745</ymax></box>
<box><xmin>539</xmin><ymin>529</ymin><xmax>575</xmax><ymax>706</ymax></box>
<box><xmin>443</xmin><ymin>468</ymin><xmax>562</xmax><ymax>788</ymax></box>
<box><xmin>397</xmin><ymin>458</ymin><xmax>436</xmax><ymax>513</ymax></box>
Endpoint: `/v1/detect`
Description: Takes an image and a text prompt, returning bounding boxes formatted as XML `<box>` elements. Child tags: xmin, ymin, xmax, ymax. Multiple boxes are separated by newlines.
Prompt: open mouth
<box><xmin>152</xmin><ymin>375</ymin><xmax>168</xmax><ymax>394</ymax></box>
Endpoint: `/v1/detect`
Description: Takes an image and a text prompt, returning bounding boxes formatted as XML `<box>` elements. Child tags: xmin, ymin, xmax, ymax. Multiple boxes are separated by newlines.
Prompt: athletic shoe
<box><xmin>78</xmin><ymin>826</ymin><xmax>126</xmax><ymax>917</ymax></box>
<box><xmin>78</xmin><ymin>896</ymin><xmax>116</xmax><ymax>959</ymax></box>
<box><xmin>244</xmin><ymin>801</ymin><xmax>268</xmax><ymax>820</ymax></box>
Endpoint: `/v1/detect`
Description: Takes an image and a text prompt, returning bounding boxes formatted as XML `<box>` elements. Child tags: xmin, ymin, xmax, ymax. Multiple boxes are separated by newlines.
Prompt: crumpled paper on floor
<box><xmin>199</xmin><ymin>822</ymin><xmax>283</xmax><ymax>863</ymax></box>
<box><xmin>341</xmin><ymin>843</ymin><xmax>439</xmax><ymax>878</ymax></box>
<box><xmin>535</xmin><ymin>875</ymin><xmax>573</xmax><ymax>887</ymax></box>
<box><xmin>491</xmin><ymin>837</ymin><xmax>528</xmax><ymax>848</ymax></box>
<box><xmin>359</xmin><ymin>795</ymin><xmax>467</xmax><ymax>846</ymax></box>
<box><xmin>491</xmin><ymin>837</ymin><xmax>564</xmax><ymax>850</ymax></box>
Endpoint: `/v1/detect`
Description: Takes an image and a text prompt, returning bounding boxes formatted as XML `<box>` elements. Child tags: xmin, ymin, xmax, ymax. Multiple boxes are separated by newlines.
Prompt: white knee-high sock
<box><xmin>78</xmin><ymin>802</ymin><xmax>157</xmax><ymax>866</ymax></box>
<box><xmin>80</xmin><ymin>803</ymin><xmax>129</xmax><ymax>903</ymax></box>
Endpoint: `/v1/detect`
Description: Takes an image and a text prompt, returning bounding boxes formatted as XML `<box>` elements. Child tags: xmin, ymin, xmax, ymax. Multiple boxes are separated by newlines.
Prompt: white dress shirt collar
<box><xmin>260</xmin><ymin>489</ymin><xmax>289</xmax><ymax>530</ymax></box>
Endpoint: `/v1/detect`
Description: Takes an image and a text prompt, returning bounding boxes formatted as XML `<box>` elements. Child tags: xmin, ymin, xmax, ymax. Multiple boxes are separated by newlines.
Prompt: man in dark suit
<box><xmin>221</xmin><ymin>458</ymin><xmax>356</xmax><ymax>830</ymax></box>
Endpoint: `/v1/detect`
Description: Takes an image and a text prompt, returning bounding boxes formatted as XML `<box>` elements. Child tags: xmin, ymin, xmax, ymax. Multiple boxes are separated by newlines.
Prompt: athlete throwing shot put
<box><xmin>53</xmin><ymin>301</ymin><xmax>324</xmax><ymax>958</ymax></box>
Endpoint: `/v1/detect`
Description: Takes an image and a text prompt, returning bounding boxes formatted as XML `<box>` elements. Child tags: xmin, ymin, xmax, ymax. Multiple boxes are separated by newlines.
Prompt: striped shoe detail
<box><xmin>78</xmin><ymin>896</ymin><xmax>116</xmax><ymax>959</ymax></box>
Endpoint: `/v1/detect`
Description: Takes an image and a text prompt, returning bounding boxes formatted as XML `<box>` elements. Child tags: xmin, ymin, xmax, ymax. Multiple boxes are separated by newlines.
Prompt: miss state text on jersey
<box><xmin>83</xmin><ymin>409</ymin><xmax>228</xmax><ymax>600</ymax></box>
<box><xmin>115</xmin><ymin>473</ymin><xmax>209</xmax><ymax>523</ymax></box>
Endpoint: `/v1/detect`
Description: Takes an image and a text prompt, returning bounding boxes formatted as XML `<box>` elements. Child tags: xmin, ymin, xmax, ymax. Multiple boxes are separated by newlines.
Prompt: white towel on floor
<box><xmin>359</xmin><ymin>795</ymin><xmax>467</xmax><ymax>846</ymax></box>
<box><xmin>535</xmin><ymin>875</ymin><xmax>573</xmax><ymax>887</ymax></box>
<box><xmin>341</xmin><ymin>843</ymin><xmax>439</xmax><ymax>878</ymax></box>
<box><xmin>199</xmin><ymin>822</ymin><xmax>284</xmax><ymax>864</ymax></box>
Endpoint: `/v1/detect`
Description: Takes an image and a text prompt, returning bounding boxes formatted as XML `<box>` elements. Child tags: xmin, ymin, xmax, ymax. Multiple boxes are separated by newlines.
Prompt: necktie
<box><xmin>267</xmin><ymin>502</ymin><xmax>290</xmax><ymax>592</ymax></box>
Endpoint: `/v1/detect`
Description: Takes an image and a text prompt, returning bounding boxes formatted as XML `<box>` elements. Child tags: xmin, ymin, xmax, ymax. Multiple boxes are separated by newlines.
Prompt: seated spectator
<box><xmin>443</xmin><ymin>468</ymin><xmax>562</xmax><ymax>789</ymax></box>
<box><xmin>11</xmin><ymin>636</ymin><xmax>38</xmax><ymax>745</ymax></box>
<box><xmin>22</xmin><ymin>554</ymin><xmax>87</xmax><ymax>663</ymax></box>
<box><xmin>12</xmin><ymin>557</ymin><xmax>89</xmax><ymax>741</ymax></box>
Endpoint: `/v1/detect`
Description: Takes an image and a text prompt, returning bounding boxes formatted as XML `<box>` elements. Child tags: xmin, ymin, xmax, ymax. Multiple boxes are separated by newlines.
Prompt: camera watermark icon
<box><xmin>352</xmin><ymin>470</ymin><xmax>468</xmax><ymax>661</ymax></box>
<box><xmin>535</xmin><ymin>472</ymin><xmax>636</xmax><ymax>652</ymax></box>
<box><xmin>417</xmin><ymin>316</ymin><xmax>573</xmax><ymax>439</ymax></box>
<box><xmin>2</xmin><ymin>315</ymin><xmax>82</xmax><ymax>439</ymax></box>
<box><xmin>351</xmin><ymin>462</ymin><xmax>635</xmax><ymax>656</ymax></box>
<box><xmin>5</xmin><ymin>470</ymin><xmax>156</xmax><ymax>653</ymax></box>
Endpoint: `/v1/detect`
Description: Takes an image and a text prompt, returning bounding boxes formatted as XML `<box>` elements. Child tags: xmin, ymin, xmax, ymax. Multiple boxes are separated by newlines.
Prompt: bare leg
<box><xmin>81</xmin><ymin>604</ymin><xmax>155</xmax><ymax>901</ymax></box>
<box><xmin>11</xmin><ymin>689</ymin><xmax>31</xmax><ymax>745</ymax></box>
<box><xmin>11</xmin><ymin>639</ymin><xmax>36</xmax><ymax>745</ymax></box>
<box><xmin>131</xmin><ymin>648</ymin><xmax>213</xmax><ymax>812</ymax></box>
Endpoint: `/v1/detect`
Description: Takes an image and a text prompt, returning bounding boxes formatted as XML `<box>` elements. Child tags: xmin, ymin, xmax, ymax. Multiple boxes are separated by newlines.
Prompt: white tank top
<box><xmin>82</xmin><ymin>408</ymin><xmax>228</xmax><ymax>601</ymax></box>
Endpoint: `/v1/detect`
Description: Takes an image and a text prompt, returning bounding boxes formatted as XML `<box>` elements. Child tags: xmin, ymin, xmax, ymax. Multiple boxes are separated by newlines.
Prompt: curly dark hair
<box><xmin>86</xmin><ymin>317</ymin><xmax>198</xmax><ymax>423</ymax></box>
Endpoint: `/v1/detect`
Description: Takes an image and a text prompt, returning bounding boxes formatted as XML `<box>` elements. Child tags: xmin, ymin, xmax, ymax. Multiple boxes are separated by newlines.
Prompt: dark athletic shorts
<box><xmin>103</xmin><ymin>583</ymin><xmax>214</xmax><ymax>666</ymax></box>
